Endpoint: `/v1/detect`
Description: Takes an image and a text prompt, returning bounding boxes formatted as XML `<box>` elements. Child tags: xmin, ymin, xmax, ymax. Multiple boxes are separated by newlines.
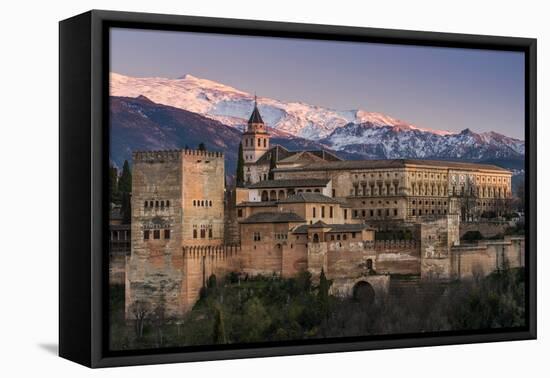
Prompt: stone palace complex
<box><xmin>116</xmin><ymin>101</ymin><xmax>524</xmax><ymax>318</ymax></box>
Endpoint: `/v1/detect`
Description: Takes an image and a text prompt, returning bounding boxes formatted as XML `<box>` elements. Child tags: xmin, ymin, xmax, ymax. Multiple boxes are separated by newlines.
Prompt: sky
<box><xmin>110</xmin><ymin>28</ymin><xmax>525</xmax><ymax>139</ymax></box>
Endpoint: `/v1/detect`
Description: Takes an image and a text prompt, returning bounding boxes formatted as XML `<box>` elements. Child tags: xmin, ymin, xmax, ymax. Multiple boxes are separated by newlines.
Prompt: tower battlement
<box><xmin>132</xmin><ymin>148</ymin><xmax>224</xmax><ymax>163</ymax></box>
<box><xmin>183</xmin><ymin>244</ymin><xmax>241</xmax><ymax>259</ymax></box>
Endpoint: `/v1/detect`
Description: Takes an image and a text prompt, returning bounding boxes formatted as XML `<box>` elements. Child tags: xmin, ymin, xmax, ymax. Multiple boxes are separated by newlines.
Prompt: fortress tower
<box><xmin>126</xmin><ymin>149</ymin><xmax>226</xmax><ymax>317</ymax></box>
<box><xmin>242</xmin><ymin>96</ymin><xmax>270</xmax><ymax>165</ymax></box>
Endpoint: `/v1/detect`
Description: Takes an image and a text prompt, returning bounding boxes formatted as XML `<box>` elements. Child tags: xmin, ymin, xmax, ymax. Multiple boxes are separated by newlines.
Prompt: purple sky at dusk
<box><xmin>110</xmin><ymin>28</ymin><xmax>525</xmax><ymax>139</ymax></box>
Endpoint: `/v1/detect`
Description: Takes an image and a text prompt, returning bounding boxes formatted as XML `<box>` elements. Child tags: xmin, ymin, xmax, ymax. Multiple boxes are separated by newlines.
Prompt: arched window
<box><xmin>155</xmin><ymin>200</ymin><xmax>159</xmax><ymax>208</ymax></box>
<box><xmin>166</xmin><ymin>200</ymin><xmax>170</xmax><ymax>207</ymax></box>
<box><xmin>258</xmin><ymin>138</ymin><xmax>261</xmax><ymax>147</ymax></box>
<box><xmin>261</xmin><ymin>191</ymin><xmax>269</xmax><ymax>202</ymax></box>
<box><xmin>270</xmin><ymin>190</ymin><xmax>277</xmax><ymax>200</ymax></box>
<box><xmin>313</xmin><ymin>207</ymin><xmax>316</xmax><ymax>217</ymax></box>
<box><xmin>201</xmin><ymin>200</ymin><xmax>205</xmax><ymax>207</ymax></box>
<box><xmin>209</xmin><ymin>200</ymin><xmax>213</xmax><ymax>207</ymax></box>
<box><xmin>366</xmin><ymin>258</ymin><xmax>373</xmax><ymax>270</ymax></box>
<box><xmin>149</xmin><ymin>201</ymin><xmax>154</xmax><ymax>207</ymax></box>
<box><xmin>144</xmin><ymin>201</ymin><xmax>148</xmax><ymax>208</ymax></box>
<box><xmin>193</xmin><ymin>200</ymin><xmax>196</xmax><ymax>206</ymax></box>
<box><xmin>208</xmin><ymin>229</ymin><xmax>213</xmax><ymax>238</ymax></box>
<box><xmin>278</xmin><ymin>190</ymin><xmax>285</xmax><ymax>199</ymax></box>
<box><xmin>313</xmin><ymin>233</ymin><xmax>320</xmax><ymax>243</ymax></box>
<box><xmin>263</xmin><ymin>139</ymin><xmax>267</xmax><ymax>148</ymax></box>
<box><xmin>160</xmin><ymin>201</ymin><xmax>164</xmax><ymax>208</ymax></box>
<box><xmin>193</xmin><ymin>229</ymin><xmax>197</xmax><ymax>238</ymax></box>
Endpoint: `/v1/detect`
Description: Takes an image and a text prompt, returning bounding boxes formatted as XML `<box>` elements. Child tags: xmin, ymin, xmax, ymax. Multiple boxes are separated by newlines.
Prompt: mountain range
<box><xmin>110</xmin><ymin>72</ymin><xmax>525</xmax><ymax>177</ymax></box>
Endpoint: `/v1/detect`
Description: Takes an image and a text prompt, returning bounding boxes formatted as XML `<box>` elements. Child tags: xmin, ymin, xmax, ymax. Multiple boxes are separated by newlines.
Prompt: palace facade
<box><xmin>123</xmin><ymin>102</ymin><xmax>521</xmax><ymax>318</ymax></box>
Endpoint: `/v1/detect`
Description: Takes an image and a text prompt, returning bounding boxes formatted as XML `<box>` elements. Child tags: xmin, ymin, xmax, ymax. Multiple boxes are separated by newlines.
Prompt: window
<box><xmin>412</xmin><ymin>209</ymin><xmax>416</xmax><ymax>216</ymax></box>
<box><xmin>313</xmin><ymin>207</ymin><xmax>316</xmax><ymax>217</ymax></box>
<box><xmin>209</xmin><ymin>229</ymin><xmax>213</xmax><ymax>238</ymax></box>
<box><xmin>353</xmin><ymin>210</ymin><xmax>358</xmax><ymax>217</ymax></box>
<box><xmin>344</xmin><ymin>209</ymin><xmax>347</xmax><ymax>220</ymax></box>
<box><xmin>343</xmin><ymin>234</ymin><xmax>347</xmax><ymax>241</ymax></box>
<box><xmin>329</xmin><ymin>206</ymin><xmax>333</xmax><ymax>218</ymax></box>
<box><xmin>385</xmin><ymin>209</ymin><xmax>390</xmax><ymax>216</ymax></box>
<box><xmin>336</xmin><ymin>234</ymin><xmax>341</xmax><ymax>240</ymax></box>
<box><xmin>193</xmin><ymin>229</ymin><xmax>197</xmax><ymax>238</ymax></box>
<box><xmin>166</xmin><ymin>200</ymin><xmax>170</xmax><ymax>207</ymax></box>
<box><xmin>237</xmin><ymin>209</ymin><xmax>243</xmax><ymax>217</ymax></box>
<box><xmin>370</xmin><ymin>210</ymin><xmax>374</xmax><ymax>217</ymax></box>
<box><xmin>321</xmin><ymin>206</ymin><xmax>325</xmax><ymax>218</ymax></box>
<box><xmin>332</xmin><ymin>189</ymin><xmax>336</xmax><ymax>197</ymax></box>
<box><xmin>153</xmin><ymin>230</ymin><xmax>160</xmax><ymax>239</ymax></box>
<box><xmin>253</xmin><ymin>232</ymin><xmax>261</xmax><ymax>241</ymax></box>
<box><xmin>362</xmin><ymin>210</ymin><xmax>366</xmax><ymax>217</ymax></box>
<box><xmin>160</xmin><ymin>201</ymin><xmax>164</xmax><ymax>208</ymax></box>
<box><xmin>330</xmin><ymin>235</ymin><xmax>335</xmax><ymax>241</ymax></box>
<box><xmin>155</xmin><ymin>200</ymin><xmax>159</xmax><ymax>208</ymax></box>
<box><xmin>377</xmin><ymin>209</ymin><xmax>382</xmax><ymax>216</ymax></box>
<box><xmin>150</xmin><ymin>201</ymin><xmax>154</xmax><ymax>207</ymax></box>
<box><xmin>352</xmin><ymin>232</ymin><xmax>356</xmax><ymax>238</ymax></box>
<box><xmin>144</xmin><ymin>230</ymin><xmax>150</xmax><ymax>240</ymax></box>
<box><xmin>263</xmin><ymin>139</ymin><xmax>266</xmax><ymax>147</ymax></box>
<box><xmin>193</xmin><ymin>200</ymin><xmax>196</xmax><ymax>206</ymax></box>
<box><xmin>200</xmin><ymin>229</ymin><xmax>206</xmax><ymax>238</ymax></box>
<box><xmin>394</xmin><ymin>209</ymin><xmax>398</xmax><ymax>216</ymax></box>
<box><xmin>164</xmin><ymin>229</ymin><xmax>170</xmax><ymax>239</ymax></box>
<box><xmin>258</xmin><ymin>138</ymin><xmax>261</xmax><ymax>147</ymax></box>
<box><xmin>144</xmin><ymin>201</ymin><xmax>148</xmax><ymax>208</ymax></box>
<box><xmin>209</xmin><ymin>200</ymin><xmax>213</xmax><ymax>207</ymax></box>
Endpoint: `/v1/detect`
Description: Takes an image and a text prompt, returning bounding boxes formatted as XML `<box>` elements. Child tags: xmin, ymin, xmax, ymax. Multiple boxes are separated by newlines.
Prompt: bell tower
<box><xmin>242</xmin><ymin>95</ymin><xmax>270</xmax><ymax>164</ymax></box>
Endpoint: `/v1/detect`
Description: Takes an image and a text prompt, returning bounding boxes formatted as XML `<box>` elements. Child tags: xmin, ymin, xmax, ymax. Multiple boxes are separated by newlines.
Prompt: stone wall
<box><xmin>460</xmin><ymin>221</ymin><xmax>512</xmax><ymax>238</ymax></box>
<box><xmin>450</xmin><ymin>237</ymin><xmax>525</xmax><ymax>279</ymax></box>
<box><xmin>181</xmin><ymin>245</ymin><xmax>241</xmax><ymax>312</ymax></box>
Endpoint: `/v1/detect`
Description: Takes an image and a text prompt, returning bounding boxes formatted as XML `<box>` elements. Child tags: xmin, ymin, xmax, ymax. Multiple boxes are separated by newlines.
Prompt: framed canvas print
<box><xmin>59</xmin><ymin>10</ymin><xmax>536</xmax><ymax>368</ymax></box>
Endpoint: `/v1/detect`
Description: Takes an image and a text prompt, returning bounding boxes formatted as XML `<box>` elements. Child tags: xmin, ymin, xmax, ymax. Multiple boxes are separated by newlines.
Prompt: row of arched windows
<box><xmin>244</xmin><ymin>137</ymin><xmax>267</xmax><ymax>148</ymax></box>
<box><xmin>144</xmin><ymin>200</ymin><xmax>170</xmax><ymax>209</ymax></box>
<box><xmin>143</xmin><ymin>229</ymin><xmax>170</xmax><ymax>240</ymax></box>
<box><xmin>192</xmin><ymin>225</ymin><xmax>213</xmax><ymax>239</ymax></box>
<box><xmin>192</xmin><ymin>199</ymin><xmax>213</xmax><ymax>207</ymax></box>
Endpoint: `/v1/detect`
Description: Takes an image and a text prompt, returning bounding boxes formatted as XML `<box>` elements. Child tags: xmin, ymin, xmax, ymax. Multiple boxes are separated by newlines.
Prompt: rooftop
<box><xmin>272</xmin><ymin>158</ymin><xmax>510</xmax><ymax>173</ymax></box>
<box><xmin>236</xmin><ymin>201</ymin><xmax>277</xmax><ymax>208</ymax></box>
<box><xmin>292</xmin><ymin>223</ymin><xmax>373</xmax><ymax>234</ymax></box>
<box><xmin>248</xmin><ymin>178</ymin><xmax>330</xmax><ymax>189</ymax></box>
<box><xmin>240</xmin><ymin>212</ymin><xmax>306</xmax><ymax>224</ymax></box>
<box><xmin>278</xmin><ymin>192</ymin><xmax>342</xmax><ymax>204</ymax></box>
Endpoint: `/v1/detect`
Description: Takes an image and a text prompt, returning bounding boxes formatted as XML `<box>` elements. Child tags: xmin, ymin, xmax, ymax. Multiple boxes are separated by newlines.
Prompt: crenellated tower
<box><xmin>242</xmin><ymin>95</ymin><xmax>270</xmax><ymax>164</ymax></box>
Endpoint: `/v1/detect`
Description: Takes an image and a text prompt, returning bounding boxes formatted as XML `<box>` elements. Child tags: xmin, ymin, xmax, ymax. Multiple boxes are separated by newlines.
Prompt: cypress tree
<box><xmin>119</xmin><ymin>160</ymin><xmax>132</xmax><ymax>224</ymax></box>
<box><xmin>318</xmin><ymin>268</ymin><xmax>331</xmax><ymax>319</ymax></box>
<box><xmin>109</xmin><ymin>163</ymin><xmax>119</xmax><ymax>203</ymax></box>
<box><xmin>213</xmin><ymin>305</ymin><xmax>227</xmax><ymax>344</ymax></box>
<box><xmin>268</xmin><ymin>149</ymin><xmax>277</xmax><ymax>180</ymax></box>
<box><xmin>236</xmin><ymin>142</ymin><xmax>245</xmax><ymax>187</ymax></box>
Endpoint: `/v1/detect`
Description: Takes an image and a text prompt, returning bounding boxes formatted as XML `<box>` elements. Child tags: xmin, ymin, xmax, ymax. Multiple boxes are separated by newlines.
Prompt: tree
<box><xmin>212</xmin><ymin>305</ymin><xmax>227</xmax><ymax>344</ymax></box>
<box><xmin>268</xmin><ymin>148</ymin><xmax>277</xmax><ymax>180</ymax></box>
<box><xmin>118</xmin><ymin>160</ymin><xmax>132</xmax><ymax>224</ymax></box>
<box><xmin>198</xmin><ymin>142</ymin><xmax>206</xmax><ymax>151</ymax></box>
<box><xmin>317</xmin><ymin>268</ymin><xmax>332</xmax><ymax>319</ymax></box>
<box><xmin>129</xmin><ymin>300</ymin><xmax>152</xmax><ymax>339</ymax></box>
<box><xmin>109</xmin><ymin>164</ymin><xmax>119</xmax><ymax>203</ymax></box>
<box><xmin>236</xmin><ymin>142</ymin><xmax>245</xmax><ymax>187</ymax></box>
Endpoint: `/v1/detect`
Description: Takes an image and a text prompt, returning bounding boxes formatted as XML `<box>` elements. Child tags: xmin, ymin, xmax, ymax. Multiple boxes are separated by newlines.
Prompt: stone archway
<box><xmin>352</xmin><ymin>281</ymin><xmax>375</xmax><ymax>305</ymax></box>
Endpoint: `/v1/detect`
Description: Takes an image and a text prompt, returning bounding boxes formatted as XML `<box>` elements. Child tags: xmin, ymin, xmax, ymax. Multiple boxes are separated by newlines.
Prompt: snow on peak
<box><xmin>109</xmin><ymin>72</ymin><xmax>497</xmax><ymax>142</ymax></box>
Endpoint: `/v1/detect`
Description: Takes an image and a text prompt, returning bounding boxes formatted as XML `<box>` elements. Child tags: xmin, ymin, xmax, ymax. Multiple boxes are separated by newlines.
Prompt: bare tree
<box><xmin>129</xmin><ymin>300</ymin><xmax>152</xmax><ymax>339</ymax></box>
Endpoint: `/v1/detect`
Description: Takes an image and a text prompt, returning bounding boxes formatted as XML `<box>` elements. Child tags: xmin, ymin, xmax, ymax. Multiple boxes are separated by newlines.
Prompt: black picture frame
<box><xmin>59</xmin><ymin>9</ymin><xmax>537</xmax><ymax>368</ymax></box>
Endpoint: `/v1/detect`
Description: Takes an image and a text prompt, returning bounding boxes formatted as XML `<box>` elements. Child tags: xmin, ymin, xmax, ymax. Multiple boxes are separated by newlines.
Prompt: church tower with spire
<box><xmin>242</xmin><ymin>95</ymin><xmax>270</xmax><ymax>165</ymax></box>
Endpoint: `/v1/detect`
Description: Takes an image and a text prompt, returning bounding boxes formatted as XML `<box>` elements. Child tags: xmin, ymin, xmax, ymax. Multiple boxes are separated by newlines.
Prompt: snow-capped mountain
<box><xmin>110</xmin><ymin>72</ymin><xmax>524</xmax><ymax>163</ymax></box>
<box><xmin>322</xmin><ymin>123</ymin><xmax>525</xmax><ymax>160</ymax></box>
<box><xmin>110</xmin><ymin>72</ymin><xmax>451</xmax><ymax>140</ymax></box>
